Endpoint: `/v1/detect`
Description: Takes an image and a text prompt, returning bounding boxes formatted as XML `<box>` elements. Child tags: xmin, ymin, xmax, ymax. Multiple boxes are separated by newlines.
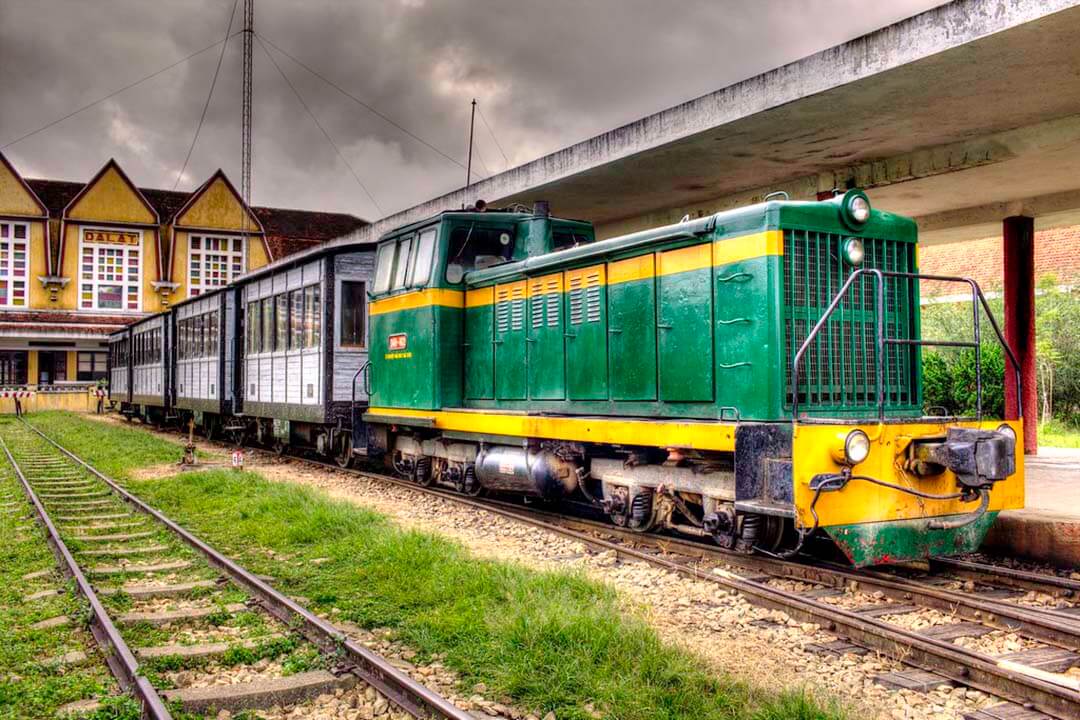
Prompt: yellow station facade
<box><xmin>0</xmin><ymin>151</ymin><xmax>365</xmax><ymax>400</ymax></box>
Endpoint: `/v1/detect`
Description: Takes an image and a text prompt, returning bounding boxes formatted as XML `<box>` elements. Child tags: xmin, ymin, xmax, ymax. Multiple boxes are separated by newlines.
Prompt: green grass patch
<box><xmin>1038</xmin><ymin>418</ymin><xmax>1080</xmax><ymax>448</ymax></box>
<box><xmin>25</xmin><ymin>412</ymin><xmax>850</xmax><ymax>720</ymax></box>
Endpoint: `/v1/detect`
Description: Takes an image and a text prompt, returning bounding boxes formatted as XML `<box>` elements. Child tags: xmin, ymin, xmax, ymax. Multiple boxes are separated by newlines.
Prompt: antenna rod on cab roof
<box><xmin>464</xmin><ymin>98</ymin><xmax>477</xmax><ymax>207</ymax></box>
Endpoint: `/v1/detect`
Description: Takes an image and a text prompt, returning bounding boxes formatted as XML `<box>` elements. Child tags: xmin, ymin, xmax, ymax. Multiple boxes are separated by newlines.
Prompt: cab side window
<box><xmin>445</xmin><ymin>226</ymin><xmax>514</xmax><ymax>284</ymax></box>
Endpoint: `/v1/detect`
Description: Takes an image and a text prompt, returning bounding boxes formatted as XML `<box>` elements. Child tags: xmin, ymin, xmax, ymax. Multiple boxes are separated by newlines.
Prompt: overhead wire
<box><xmin>1</xmin><ymin>33</ymin><xmax>242</xmax><ymax>151</ymax></box>
<box><xmin>255</xmin><ymin>34</ymin><xmax>384</xmax><ymax>217</ymax></box>
<box><xmin>172</xmin><ymin>0</ymin><xmax>241</xmax><ymax>190</ymax></box>
<box><xmin>475</xmin><ymin>102</ymin><xmax>510</xmax><ymax>170</ymax></box>
<box><xmin>254</xmin><ymin>33</ymin><xmax>486</xmax><ymax>179</ymax></box>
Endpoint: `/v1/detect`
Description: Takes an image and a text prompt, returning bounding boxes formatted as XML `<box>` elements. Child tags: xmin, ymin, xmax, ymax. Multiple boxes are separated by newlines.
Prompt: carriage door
<box><xmin>657</xmin><ymin>244</ymin><xmax>714</xmax><ymax>402</ymax></box>
<box><xmin>565</xmin><ymin>265</ymin><xmax>608</xmax><ymax>400</ymax></box>
<box><xmin>527</xmin><ymin>273</ymin><xmax>565</xmax><ymax>399</ymax></box>
<box><xmin>494</xmin><ymin>281</ymin><xmax>527</xmax><ymax>400</ymax></box>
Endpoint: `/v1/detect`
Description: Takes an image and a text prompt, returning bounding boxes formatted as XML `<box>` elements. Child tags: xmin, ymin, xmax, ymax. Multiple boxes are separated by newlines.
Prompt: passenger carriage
<box><xmin>229</xmin><ymin>241</ymin><xmax>376</xmax><ymax>463</ymax></box>
<box><xmin>172</xmin><ymin>286</ymin><xmax>237</xmax><ymax>439</ymax></box>
<box><xmin>124</xmin><ymin>313</ymin><xmax>171</xmax><ymax>422</ymax></box>
<box><xmin>107</xmin><ymin>327</ymin><xmax>132</xmax><ymax>409</ymax></box>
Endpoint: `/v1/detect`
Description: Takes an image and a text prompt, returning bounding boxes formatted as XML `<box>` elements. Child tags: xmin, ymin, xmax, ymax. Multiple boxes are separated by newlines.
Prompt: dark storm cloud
<box><xmin>0</xmin><ymin>0</ymin><xmax>945</xmax><ymax>219</ymax></box>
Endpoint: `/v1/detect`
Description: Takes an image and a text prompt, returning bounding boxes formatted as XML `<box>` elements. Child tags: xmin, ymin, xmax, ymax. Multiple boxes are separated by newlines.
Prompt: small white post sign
<box><xmin>232</xmin><ymin>450</ymin><xmax>244</xmax><ymax>468</ymax></box>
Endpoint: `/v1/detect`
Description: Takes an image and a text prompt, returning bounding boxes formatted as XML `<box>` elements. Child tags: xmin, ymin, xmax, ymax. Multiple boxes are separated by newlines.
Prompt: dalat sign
<box><xmin>84</xmin><ymin>230</ymin><xmax>140</xmax><ymax>245</ymax></box>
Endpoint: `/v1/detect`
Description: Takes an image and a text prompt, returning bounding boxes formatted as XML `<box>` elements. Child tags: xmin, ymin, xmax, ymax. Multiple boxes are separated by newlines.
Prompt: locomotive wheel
<box><xmin>273</xmin><ymin>440</ymin><xmax>288</xmax><ymax>457</ymax></box>
<box><xmin>336</xmin><ymin>435</ymin><xmax>354</xmax><ymax>469</ymax></box>
<box><xmin>464</xmin><ymin>466</ymin><xmax>483</xmax><ymax>496</ymax></box>
<box><xmin>229</xmin><ymin>429</ymin><xmax>246</xmax><ymax>448</ymax></box>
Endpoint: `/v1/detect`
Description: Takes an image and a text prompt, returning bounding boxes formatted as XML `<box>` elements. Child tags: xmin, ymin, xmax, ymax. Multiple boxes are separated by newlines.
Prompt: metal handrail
<box><xmin>790</xmin><ymin>269</ymin><xmax>1022</xmax><ymax>423</ymax></box>
<box><xmin>351</xmin><ymin>361</ymin><xmax>371</xmax><ymax>409</ymax></box>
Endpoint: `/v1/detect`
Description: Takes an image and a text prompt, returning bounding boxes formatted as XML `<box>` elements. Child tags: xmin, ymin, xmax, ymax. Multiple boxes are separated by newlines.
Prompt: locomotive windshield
<box><xmin>373</xmin><ymin>226</ymin><xmax>438</xmax><ymax>293</ymax></box>
<box><xmin>445</xmin><ymin>224</ymin><xmax>515</xmax><ymax>283</ymax></box>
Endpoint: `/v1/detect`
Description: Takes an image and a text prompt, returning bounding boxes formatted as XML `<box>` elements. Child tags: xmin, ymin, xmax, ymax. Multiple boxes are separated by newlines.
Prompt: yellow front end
<box><xmin>792</xmin><ymin>420</ymin><xmax>1024</xmax><ymax>565</ymax></box>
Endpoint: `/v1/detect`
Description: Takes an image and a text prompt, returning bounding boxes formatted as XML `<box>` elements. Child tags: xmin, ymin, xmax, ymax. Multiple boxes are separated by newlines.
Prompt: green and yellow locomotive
<box><xmin>363</xmin><ymin>191</ymin><xmax>1023</xmax><ymax>566</ymax></box>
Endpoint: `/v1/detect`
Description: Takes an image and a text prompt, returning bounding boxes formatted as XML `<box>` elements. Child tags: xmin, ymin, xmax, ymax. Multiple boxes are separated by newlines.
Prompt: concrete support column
<box><xmin>1002</xmin><ymin>215</ymin><xmax>1037</xmax><ymax>454</ymax></box>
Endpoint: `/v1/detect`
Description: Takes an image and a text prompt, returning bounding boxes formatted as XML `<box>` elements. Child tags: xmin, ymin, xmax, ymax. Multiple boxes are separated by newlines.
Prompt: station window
<box><xmin>77</xmin><ymin>351</ymin><xmax>108</xmax><ymax>382</ymax></box>
<box><xmin>80</xmin><ymin>228</ymin><xmax>141</xmax><ymax>311</ymax></box>
<box><xmin>0</xmin><ymin>221</ymin><xmax>29</xmax><ymax>308</ymax></box>
<box><xmin>445</xmin><ymin>225</ymin><xmax>514</xmax><ymax>283</ymax></box>
<box><xmin>0</xmin><ymin>350</ymin><xmax>28</xmax><ymax>385</ymax></box>
<box><xmin>190</xmin><ymin>235</ymin><xmax>245</xmax><ymax>297</ymax></box>
<box><xmin>340</xmin><ymin>281</ymin><xmax>366</xmax><ymax>348</ymax></box>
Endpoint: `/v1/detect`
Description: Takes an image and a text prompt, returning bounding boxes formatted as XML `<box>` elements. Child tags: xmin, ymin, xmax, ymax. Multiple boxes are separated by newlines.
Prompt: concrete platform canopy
<box><xmin>334</xmin><ymin>0</ymin><xmax>1080</xmax><ymax>244</ymax></box>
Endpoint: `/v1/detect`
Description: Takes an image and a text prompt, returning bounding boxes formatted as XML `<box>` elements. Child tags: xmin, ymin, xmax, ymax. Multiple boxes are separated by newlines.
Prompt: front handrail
<box><xmin>790</xmin><ymin>269</ymin><xmax>1022</xmax><ymax>423</ymax></box>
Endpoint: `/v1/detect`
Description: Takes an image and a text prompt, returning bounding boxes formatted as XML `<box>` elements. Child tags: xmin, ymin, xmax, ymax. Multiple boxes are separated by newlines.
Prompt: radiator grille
<box><xmin>783</xmin><ymin>230</ymin><xmax>919</xmax><ymax>413</ymax></box>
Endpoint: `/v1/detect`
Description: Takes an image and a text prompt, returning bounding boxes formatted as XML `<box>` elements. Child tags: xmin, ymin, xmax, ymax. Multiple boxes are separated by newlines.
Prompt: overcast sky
<box><xmin>0</xmin><ymin>0</ymin><xmax>946</xmax><ymax>220</ymax></box>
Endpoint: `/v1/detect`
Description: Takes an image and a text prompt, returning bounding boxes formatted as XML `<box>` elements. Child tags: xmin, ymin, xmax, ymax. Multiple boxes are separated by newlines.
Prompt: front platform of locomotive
<box><xmin>780</xmin><ymin>190</ymin><xmax>1023</xmax><ymax>566</ymax></box>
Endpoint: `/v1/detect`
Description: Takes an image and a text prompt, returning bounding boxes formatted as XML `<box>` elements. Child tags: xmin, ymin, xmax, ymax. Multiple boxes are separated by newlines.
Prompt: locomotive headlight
<box><xmin>840</xmin><ymin>189</ymin><xmax>872</xmax><ymax>229</ymax></box>
<box><xmin>842</xmin><ymin>237</ymin><xmax>865</xmax><ymax>266</ymax></box>
<box><xmin>842</xmin><ymin>429</ymin><xmax>871</xmax><ymax>465</ymax></box>
<box><xmin>996</xmin><ymin>423</ymin><xmax>1017</xmax><ymax>444</ymax></box>
<box><xmin>849</xmin><ymin>195</ymin><xmax>871</xmax><ymax>223</ymax></box>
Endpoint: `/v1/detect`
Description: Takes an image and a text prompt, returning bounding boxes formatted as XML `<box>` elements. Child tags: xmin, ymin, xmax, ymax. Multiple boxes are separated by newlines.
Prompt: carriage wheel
<box><xmin>335</xmin><ymin>434</ymin><xmax>354</xmax><ymax>469</ymax></box>
<box><xmin>273</xmin><ymin>440</ymin><xmax>288</xmax><ymax>457</ymax></box>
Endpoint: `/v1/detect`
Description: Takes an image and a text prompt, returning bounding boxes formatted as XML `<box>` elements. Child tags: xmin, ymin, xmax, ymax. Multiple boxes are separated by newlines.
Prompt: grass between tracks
<box><xmin>28</xmin><ymin>412</ymin><xmax>848</xmax><ymax>720</ymax></box>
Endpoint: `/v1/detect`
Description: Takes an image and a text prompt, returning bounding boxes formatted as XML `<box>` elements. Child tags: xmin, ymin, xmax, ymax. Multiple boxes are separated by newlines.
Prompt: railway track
<box><xmin>284</xmin><ymin>457</ymin><xmax>1080</xmax><ymax>720</ymax></box>
<box><xmin>2</xmin><ymin>419</ymin><xmax>472</xmax><ymax>720</ymax></box>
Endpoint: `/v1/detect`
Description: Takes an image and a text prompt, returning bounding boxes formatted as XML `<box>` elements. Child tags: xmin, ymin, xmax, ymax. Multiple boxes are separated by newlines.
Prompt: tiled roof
<box><xmin>23</xmin><ymin>178</ymin><xmax>367</xmax><ymax>246</ymax></box>
<box><xmin>0</xmin><ymin>310</ymin><xmax>136</xmax><ymax>335</ymax></box>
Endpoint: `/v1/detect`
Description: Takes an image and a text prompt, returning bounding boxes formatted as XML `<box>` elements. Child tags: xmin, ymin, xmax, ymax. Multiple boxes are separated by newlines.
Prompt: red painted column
<box><xmin>1002</xmin><ymin>216</ymin><xmax>1037</xmax><ymax>454</ymax></box>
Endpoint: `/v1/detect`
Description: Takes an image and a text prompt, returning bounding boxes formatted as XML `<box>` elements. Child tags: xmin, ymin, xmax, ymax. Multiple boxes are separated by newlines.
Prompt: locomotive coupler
<box><xmin>909</xmin><ymin>427</ymin><xmax>1016</xmax><ymax>489</ymax></box>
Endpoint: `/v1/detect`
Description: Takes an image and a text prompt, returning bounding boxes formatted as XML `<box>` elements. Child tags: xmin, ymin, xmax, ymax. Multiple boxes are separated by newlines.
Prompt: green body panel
<box><xmin>825</xmin><ymin>512</ymin><xmax>999</xmax><ymax>567</ymax></box>
<box><xmin>464</xmin><ymin>305</ymin><xmax>494</xmax><ymax>399</ymax></box>
<box><xmin>566</xmin><ymin>283</ymin><xmax>608</xmax><ymax>400</ymax></box>
<box><xmin>658</xmin><ymin>266</ymin><xmax>714</xmax><ymax>402</ymax></box>
<box><xmin>714</xmin><ymin>255</ymin><xmax>785</xmax><ymax>419</ymax></box>
<box><xmin>528</xmin><ymin>289</ymin><xmax>566</xmax><ymax>399</ymax></box>
<box><xmin>608</xmin><ymin>277</ymin><xmax>657</xmax><ymax>401</ymax></box>
<box><xmin>495</xmin><ymin>291</ymin><xmax>527</xmax><ymax>400</ymax></box>
<box><xmin>370</xmin><ymin>306</ymin><xmax>437</xmax><ymax>409</ymax></box>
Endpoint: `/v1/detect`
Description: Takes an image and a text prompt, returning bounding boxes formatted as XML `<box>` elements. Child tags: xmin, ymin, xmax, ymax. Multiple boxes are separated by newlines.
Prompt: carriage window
<box><xmin>261</xmin><ymin>297</ymin><xmax>274</xmax><ymax>353</ymax></box>
<box><xmin>247</xmin><ymin>301</ymin><xmax>260</xmax><ymax>354</ymax></box>
<box><xmin>340</xmin><ymin>281</ymin><xmax>366</xmax><ymax>348</ymax></box>
<box><xmin>275</xmin><ymin>295</ymin><xmax>288</xmax><ymax>350</ymax></box>
<box><xmin>409</xmin><ymin>228</ymin><xmax>436</xmax><ymax>286</ymax></box>
<box><xmin>392</xmin><ymin>237</ymin><xmax>412</xmax><ymax>289</ymax></box>
<box><xmin>207</xmin><ymin>311</ymin><xmax>219</xmax><ymax>356</ymax></box>
<box><xmin>303</xmin><ymin>285</ymin><xmax>321</xmax><ymax>349</ymax></box>
<box><xmin>289</xmin><ymin>289</ymin><xmax>303</xmax><ymax>349</ymax></box>
<box><xmin>312</xmin><ymin>285</ymin><xmax>321</xmax><ymax>347</ymax></box>
<box><xmin>373</xmin><ymin>242</ymin><xmax>395</xmax><ymax>293</ymax></box>
<box><xmin>445</xmin><ymin>225</ymin><xmax>514</xmax><ymax>283</ymax></box>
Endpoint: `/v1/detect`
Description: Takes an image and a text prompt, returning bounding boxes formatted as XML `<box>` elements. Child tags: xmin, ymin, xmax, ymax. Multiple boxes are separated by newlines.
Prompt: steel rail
<box><xmin>324</xmin><ymin>464</ymin><xmax>1080</xmax><ymax>718</ymax></box>
<box><xmin>0</xmin><ymin>436</ymin><xmax>173</xmax><ymax>720</ymax></box>
<box><xmin>931</xmin><ymin>557</ymin><xmax>1080</xmax><ymax>598</ymax></box>
<box><xmin>23</xmin><ymin>420</ymin><xmax>472</xmax><ymax>720</ymax></box>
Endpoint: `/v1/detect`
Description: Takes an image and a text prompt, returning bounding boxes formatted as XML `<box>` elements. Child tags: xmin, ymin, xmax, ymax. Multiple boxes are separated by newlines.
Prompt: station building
<box><xmin>0</xmin><ymin>151</ymin><xmax>366</xmax><ymax>390</ymax></box>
